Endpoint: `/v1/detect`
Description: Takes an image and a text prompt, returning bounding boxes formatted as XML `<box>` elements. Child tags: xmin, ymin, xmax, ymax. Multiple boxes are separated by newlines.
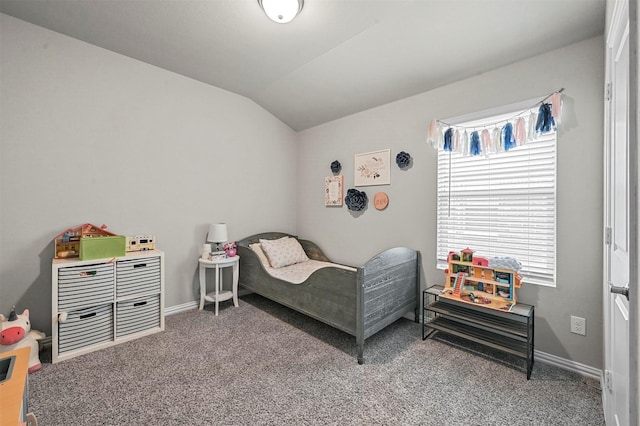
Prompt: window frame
<box><xmin>435</xmin><ymin>99</ymin><xmax>557</xmax><ymax>287</ymax></box>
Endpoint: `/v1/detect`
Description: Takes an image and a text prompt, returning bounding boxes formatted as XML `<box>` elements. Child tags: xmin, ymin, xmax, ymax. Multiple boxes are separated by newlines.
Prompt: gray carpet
<box><xmin>30</xmin><ymin>294</ymin><xmax>604</xmax><ymax>425</ymax></box>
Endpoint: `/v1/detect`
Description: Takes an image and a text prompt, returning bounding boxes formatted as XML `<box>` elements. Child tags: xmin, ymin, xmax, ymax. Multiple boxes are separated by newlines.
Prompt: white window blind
<box><xmin>436</xmin><ymin>112</ymin><xmax>557</xmax><ymax>287</ymax></box>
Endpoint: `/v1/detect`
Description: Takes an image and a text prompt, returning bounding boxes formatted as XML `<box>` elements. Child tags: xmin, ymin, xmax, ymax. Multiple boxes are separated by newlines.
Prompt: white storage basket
<box><xmin>116</xmin><ymin>257</ymin><xmax>161</xmax><ymax>298</ymax></box>
<box><xmin>57</xmin><ymin>263</ymin><xmax>114</xmax><ymax>311</ymax></box>
<box><xmin>116</xmin><ymin>294</ymin><xmax>161</xmax><ymax>337</ymax></box>
<box><xmin>58</xmin><ymin>304</ymin><xmax>113</xmax><ymax>354</ymax></box>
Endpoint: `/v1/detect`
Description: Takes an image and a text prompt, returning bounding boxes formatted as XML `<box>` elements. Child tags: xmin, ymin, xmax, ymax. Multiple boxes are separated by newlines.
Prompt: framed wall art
<box><xmin>354</xmin><ymin>149</ymin><xmax>390</xmax><ymax>186</ymax></box>
<box><xmin>325</xmin><ymin>175</ymin><xmax>343</xmax><ymax>206</ymax></box>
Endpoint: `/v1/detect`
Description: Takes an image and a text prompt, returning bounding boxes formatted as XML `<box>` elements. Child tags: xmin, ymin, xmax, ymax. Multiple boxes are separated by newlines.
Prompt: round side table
<box><xmin>198</xmin><ymin>255</ymin><xmax>239</xmax><ymax>315</ymax></box>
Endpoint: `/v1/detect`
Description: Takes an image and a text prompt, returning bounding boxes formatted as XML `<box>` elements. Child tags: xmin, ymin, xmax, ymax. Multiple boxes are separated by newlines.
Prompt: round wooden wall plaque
<box><xmin>373</xmin><ymin>192</ymin><xmax>389</xmax><ymax>210</ymax></box>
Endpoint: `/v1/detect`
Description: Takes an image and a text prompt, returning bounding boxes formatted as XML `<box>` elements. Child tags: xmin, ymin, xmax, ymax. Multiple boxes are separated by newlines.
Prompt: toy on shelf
<box><xmin>442</xmin><ymin>248</ymin><xmax>522</xmax><ymax>311</ymax></box>
<box><xmin>126</xmin><ymin>235</ymin><xmax>156</xmax><ymax>252</ymax></box>
<box><xmin>54</xmin><ymin>223</ymin><xmax>125</xmax><ymax>260</ymax></box>
<box><xmin>0</xmin><ymin>306</ymin><xmax>45</xmax><ymax>373</ymax></box>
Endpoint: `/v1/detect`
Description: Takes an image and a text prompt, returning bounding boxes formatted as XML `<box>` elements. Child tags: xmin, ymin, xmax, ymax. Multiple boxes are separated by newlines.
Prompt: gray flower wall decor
<box><xmin>344</xmin><ymin>188</ymin><xmax>368</xmax><ymax>211</ymax></box>
<box><xmin>396</xmin><ymin>151</ymin><xmax>412</xmax><ymax>169</ymax></box>
<box><xmin>330</xmin><ymin>160</ymin><xmax>342</xmax><ymax>174</ymax></box>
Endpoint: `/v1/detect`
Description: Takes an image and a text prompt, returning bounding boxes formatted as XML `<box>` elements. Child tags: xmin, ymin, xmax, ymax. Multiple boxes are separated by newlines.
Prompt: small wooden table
<box><xmin>0</xmin><ymin>346</ymin><xmax>31</xmax><ymax>426</ymax></box>
<box><xmin>199</xmin><ymin>256</ymin><xmax>240</xmax><ymax>315</ymax></box>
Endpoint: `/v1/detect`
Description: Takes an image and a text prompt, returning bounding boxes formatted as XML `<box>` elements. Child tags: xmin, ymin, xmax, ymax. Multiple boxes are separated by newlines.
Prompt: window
<box><xmin>436</xmin><ymin>108</ymin><xmax>557</xmax><ymax>287</ymax></box>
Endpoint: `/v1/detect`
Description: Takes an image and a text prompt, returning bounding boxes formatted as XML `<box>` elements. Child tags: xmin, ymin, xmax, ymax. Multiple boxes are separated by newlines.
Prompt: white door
<box><xmin>604</xmin><ymin>1</ymin><xmax>632</xmax><ymax>425</ymax></box>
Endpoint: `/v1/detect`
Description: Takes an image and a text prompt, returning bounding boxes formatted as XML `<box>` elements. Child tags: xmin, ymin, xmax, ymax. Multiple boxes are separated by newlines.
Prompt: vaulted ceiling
<box><xmin>0</xmin><ymin>0</ymin><xmax>606</xmax><ymax>131</ymax></box>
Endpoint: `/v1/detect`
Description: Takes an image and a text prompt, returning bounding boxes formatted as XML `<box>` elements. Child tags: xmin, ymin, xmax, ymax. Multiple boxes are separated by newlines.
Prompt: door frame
<box><xmin>629</xmin><ymin>0</ymin><xmax>638</xmax><ymax>422</ymax></box>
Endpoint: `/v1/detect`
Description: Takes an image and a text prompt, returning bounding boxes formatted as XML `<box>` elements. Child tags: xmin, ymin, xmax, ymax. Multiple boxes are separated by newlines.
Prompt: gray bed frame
<box><xmin>237</xmin><ymin>232</ymin><xmax>421</xmax><ymax>364</ymax></box>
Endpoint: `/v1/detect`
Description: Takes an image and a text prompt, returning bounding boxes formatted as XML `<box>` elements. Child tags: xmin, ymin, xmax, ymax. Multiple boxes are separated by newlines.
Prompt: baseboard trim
<box><xmin>535</xmin><ymin>349</ymin><xmax>602</xmax><ymax>381</ymax></box>
<box><xmin>165</xmin><ymin>300</ymin><xmax>198</xmax><ymax>315</ymax></box>
<box><xmin>165</xmin><ymin>290</ymin><xmax>254</xmax><ymax>316</ymax></box>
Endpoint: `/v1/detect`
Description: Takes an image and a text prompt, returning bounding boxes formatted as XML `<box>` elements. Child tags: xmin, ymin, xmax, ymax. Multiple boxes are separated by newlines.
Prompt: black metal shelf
<box><xmin>422</xmin><ymin>285</ymin><xmax>535</xmax><ymax>379</ymax></box>
<box><xmin>427</xmin><ymin>300</ymin><xmax>530</xmax><ymax>339</ymax></box>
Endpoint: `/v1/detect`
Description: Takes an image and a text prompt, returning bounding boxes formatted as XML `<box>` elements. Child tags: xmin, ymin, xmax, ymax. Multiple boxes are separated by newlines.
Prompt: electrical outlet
<box><xmin>571</xmin><ymin>315</ymin><xmax>586</xmax><ymax>335</ymax></box>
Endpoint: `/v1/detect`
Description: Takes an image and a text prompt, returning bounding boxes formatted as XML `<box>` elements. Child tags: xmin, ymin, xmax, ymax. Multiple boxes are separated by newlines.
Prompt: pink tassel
<box><xmin>453</xmin><ymin>129</ymin><xmax>460</xmax><ymax>152</ymax></box>
<box><xmin>456</xmin><ymin>131</ymin><xmax>462</xmax><ymax>155</ymax></box>
<box><xmin>427</xmin><ymin>120</ymin><xmax>435</xmax><ymax>147</ymax></box>
<box><xmin>481</xmin><ymin>129</ymin><xmax>491</xmax><ymax>155</ymax></box>
<box><xmin>551</xmin><ymin>92</ymin><xmax>562</xmax><ymax>124</ymax></box>
<box><xmin>427</xmin><ymin>120</ymin><xmax>443</xmax><ymax>149</ymax></box>
<box><xmin>515</xmin><ymin>117</ymin><xmax>526</xmax><ymax>145</ymax></box>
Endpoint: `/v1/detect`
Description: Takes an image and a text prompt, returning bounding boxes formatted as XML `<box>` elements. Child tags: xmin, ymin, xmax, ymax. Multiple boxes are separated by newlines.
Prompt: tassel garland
<box><xmin>551</xmin><ymin>92</ymin><xmax>562</xmax><ymax>124</ymax></box>
<box><xmin>481</xmin><ymin>129</ymin><xmax>491</xmax><ymax>155</ymax></box>
<box><xmin>453</xmin><ymin>129</ymin><xmax>460</xmax><ymax>152</ymax></box>
<box><xmin>427</xmin><ymin>90</ymin><xmax>562</xmax><ymax>157</ymax></box>
<box><xmin>515</xmin><ymin>117</ymin><xmax>526</xmax><ymax>145</ymax></box>
<box><xmin>470</xmin><ymin>131</ymin><xmax>481</xmax><ymax>156</ymax></box>
<box><xmin>460</xmin><ymin>130</ymin><xmax>469</xmax><ymax>155</ymax></box>
<box><xmin>527</xmin><ymin>111</ymin><xmax>537</xmax><ymax>141</ymax></box>
<box><xmin>502</xmin><ymin>123</ymin><xmax>516</xmax><ymax>151</ymax></box>
<box><xmin>443</xmin><ymin>128</ymin><xmax>453</xmax><ymax>151</ymax></box>
<box><xmin>535</xmin><ymin>103</ymin><xmax>556</xmax><ymax>135</ymax></box>
<box><xmin>427</xmin><ymin>119</ymin><xmax>443</xmax><ymax>149</ymax></box>
<box><xmin>491</xmin><ymin>127</ymin><xmax>502</xmax><ymax>153</ymax></box>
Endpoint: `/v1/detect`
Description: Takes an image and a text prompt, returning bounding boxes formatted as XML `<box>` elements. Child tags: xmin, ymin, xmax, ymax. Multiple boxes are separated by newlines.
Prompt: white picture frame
<box><xmin>324</xmin><ymin>175</ymin><xmax>344</xmax><ymax>206</ymax></box>
<box><xmin>354</xmin><ymin>149</ymin><xmax>391</xmax><ymax>186</ymax></box>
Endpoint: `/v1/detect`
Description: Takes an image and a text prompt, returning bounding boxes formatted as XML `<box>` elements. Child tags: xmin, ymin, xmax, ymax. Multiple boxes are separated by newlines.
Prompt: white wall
<box><xmin>297</xmin><ymin>37</ymin><xmax>605</xmax><ymax>369</ymax></box>
<box><xmin>0</xmin><ymin>14</ymin><xmax>297</xmax><ymax>334</ymax></box>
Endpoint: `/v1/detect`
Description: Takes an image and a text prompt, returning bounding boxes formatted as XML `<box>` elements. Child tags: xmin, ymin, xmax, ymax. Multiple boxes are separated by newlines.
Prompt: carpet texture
<box><xmin>30</xmin><ymin>294</ymin><xmax>604</xmax><ymax>425</ymax></box>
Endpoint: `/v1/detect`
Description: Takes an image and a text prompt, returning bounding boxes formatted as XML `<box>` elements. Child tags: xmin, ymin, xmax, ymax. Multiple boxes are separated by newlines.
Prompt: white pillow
<box><xmin>259</xmin><ymin>237</ymin><xmax>309</xmax><ymax>268</ymax></box>
<box><xmin>249</xmin><ymin>243</ymin><xmax>271</xmax><ymax>268</ymax></box>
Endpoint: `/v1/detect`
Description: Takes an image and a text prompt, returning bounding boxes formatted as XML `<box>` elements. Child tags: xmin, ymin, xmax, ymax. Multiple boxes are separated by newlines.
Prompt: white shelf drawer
<box><xmin>116</xmin><ymin>257</ymin><xmax>161</xmax><ymax>298</ymax></box>
<box><xmin>57</xmin><ymin>264</ymin><xmax>114</xmax><ymax>311</ymax></box>
<box><xmin>116</xmin><ymin>294</ymin><xmax>161</xmax><ymax>338</ymax></box>
<box><xmin>58</xmin><ymin>304</ymin><xmax>113</xmax><ymax>354</ymax></box>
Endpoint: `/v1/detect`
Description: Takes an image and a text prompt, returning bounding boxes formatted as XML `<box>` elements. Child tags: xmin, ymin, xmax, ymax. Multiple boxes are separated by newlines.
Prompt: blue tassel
<box><xmin>535</xmin><ymin>103</ymin><xmax>556</xmax><ymax>134</ymax></box>
<box><xmin>470</xmin><ymin>131</ymin><xmax>481</xmax><ymax>156</ymax></box>
<box><xmin>443</xmin><ymin>128</ymin><xmax>453</xmax><ymax>151</ymax></box>
<box><xmin>502</xmin><ymin>123</ymin><xmax>516</xmax><ymax>151</ymax></box>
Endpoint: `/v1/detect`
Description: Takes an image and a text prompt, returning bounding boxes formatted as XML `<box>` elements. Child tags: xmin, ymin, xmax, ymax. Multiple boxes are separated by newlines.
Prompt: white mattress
<box><xmin>250</xmin><ymin>243</ymin><xmax>356</xmax><ymax>284</ymax></box>
<box><xmin>264</xmin><ymin>259</ymin><xmax>357</xmax><ymax>284</ymax></box>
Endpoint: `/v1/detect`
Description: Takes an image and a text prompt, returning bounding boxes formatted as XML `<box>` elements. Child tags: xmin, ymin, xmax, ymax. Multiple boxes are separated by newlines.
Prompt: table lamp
<box><xmin>207</xmin><ymin>223</ymin><xmax>228</xmax><ymax>257</ymax></box>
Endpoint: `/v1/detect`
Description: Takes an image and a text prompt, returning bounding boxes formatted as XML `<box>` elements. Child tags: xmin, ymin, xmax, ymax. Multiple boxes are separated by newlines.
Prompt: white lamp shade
<box><xmin>207</xmin><ymin>223</ymin><xmax>228</xmax><ymax>243</ymax></box>
<box><xmin>258</xmin><ymin>0</ymin><xmax>303</xmax><ymax>24</ymax></box>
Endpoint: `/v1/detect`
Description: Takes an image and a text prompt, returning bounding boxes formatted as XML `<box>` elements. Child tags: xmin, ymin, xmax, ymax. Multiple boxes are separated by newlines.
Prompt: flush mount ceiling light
<box><xmin>258</xmin><ymin>0</ymin><xmax>304</xmax><ymax>24</ymax></box>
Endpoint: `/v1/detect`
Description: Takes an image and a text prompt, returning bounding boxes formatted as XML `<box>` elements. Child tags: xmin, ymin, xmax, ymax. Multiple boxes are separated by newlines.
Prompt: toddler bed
<box><xmin>237</xmin><ymin>232</ymin><xmax>420</xmax><ymax>364</ymax></box>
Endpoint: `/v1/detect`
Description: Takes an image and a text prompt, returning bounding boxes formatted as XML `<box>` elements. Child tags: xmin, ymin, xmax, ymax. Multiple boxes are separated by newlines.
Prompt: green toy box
<box><xmin>79</xmin><ymin>235</ymin><xmax>126</xmax><ymax>260</ymax></box>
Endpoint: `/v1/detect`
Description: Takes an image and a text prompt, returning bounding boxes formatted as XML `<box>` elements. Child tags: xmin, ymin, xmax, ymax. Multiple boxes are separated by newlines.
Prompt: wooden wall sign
<box><xmin>373</xmin><ymin>192</ymin><xmax>389</xmax><ymax>210</ymax></box>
